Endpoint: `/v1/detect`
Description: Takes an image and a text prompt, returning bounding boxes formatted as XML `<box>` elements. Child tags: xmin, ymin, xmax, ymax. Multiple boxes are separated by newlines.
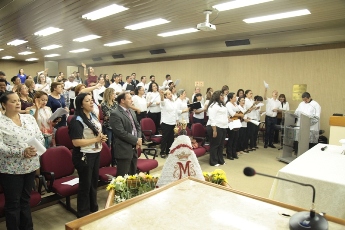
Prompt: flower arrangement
<box><xmin>203</xmin><ymin>169</ymin><xmax>228</xmax><ymax>186</ymax></box>
<box><xmin>106</xmin><ymin>173</ymin><xmax>159</xmax><ymax>204</ymax></box>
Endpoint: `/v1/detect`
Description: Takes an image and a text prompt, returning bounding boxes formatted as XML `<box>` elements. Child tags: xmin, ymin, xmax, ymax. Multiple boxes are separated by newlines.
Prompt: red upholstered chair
<box><xmin>99</xmin><ymin>143</ymin><xmax>117</xmax><ymax>182</ymax></box>
<box><xmin>140</xmin><ymin>118</ymin><xmax>162</xmax><ymax>150</ymax></box>
<box><xmin>40</xmin><ymin>146</ymin><xmax>78</xmax><ymax>215</ymax></box>
<box><xmin>191</xmin><ymin>123</ymin><xmax>210</xmax><ymax>152</ymax></box>
<box><xmin>55</xmin><ymin>126</ymin><xmax>74</xmax><ymax>150</ymax></box>
<box><xmin>67</xmin><ymin>115</ymin><xmax>74</xmax><ymax>126</ymax></box>
<box><xmin>98</xmin><ymin>105</ymin><xmax>104</xmax><ymax>124</ymax></box>
<box><xmin>137</xmin><ymin>148</ymin><xmax>158</xmax><ymax>174</ymax></box>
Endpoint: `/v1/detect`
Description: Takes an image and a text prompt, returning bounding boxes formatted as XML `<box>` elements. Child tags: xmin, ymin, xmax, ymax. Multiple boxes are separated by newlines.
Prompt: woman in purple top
<box><xmin>17</xmin><ymin>68</ymin><xmax>27</xmax><ymax>84</ymax></box>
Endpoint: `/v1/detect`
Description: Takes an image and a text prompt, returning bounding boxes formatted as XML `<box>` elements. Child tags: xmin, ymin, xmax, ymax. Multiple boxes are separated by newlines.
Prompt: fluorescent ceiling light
<box><xmin>82</xmin><ymin>3</ymin><xmax>128</xmax><ymax>21</ymax></box>
<box><xmin>244</xmin><ymin>9</ymin><xmax>311</xmax><ymax>23</ymax></box>
<box><xmin>41</xmin><ymin>44</ymin><xmax>62</xmax><ymax>50</ymax></box>
<box><xmin>45</xmin><ymin>54</ymin><xmax>60</xmax><ymax>57</ymax></box>
<box><xmin>2</xmin><ymin>56</ymin><xmax>15</xmax><ymax>59</ymax></box>
<box><xmin>104</xmin><ymin>40</ymin><xmax>132</xmax><ymax>47</ymax></box>
<box><xmin>18</xmin><ymin>51</ymin><xmax>35</xmax><ymax>55</ymax></box>
<box><xmin>7</xmin><ymin>39</ymin><xmax>28</xmax><ymax>46</ymax></box>
<box><xmin>158</xmin><ymin>28</ymin><xmax>199</xmax><ymax>37</ymax></box>
<box><xmin>213</xmin><ymin>0</ymin><xmax>273</xmax><ymax>11</ymax></box>
<box><xmin>0</xmin><ymin>49</ymin><xmax>3</xmax><ymax>51</ymax></box>
<box><xmin>34</xmin><ymin>27</ymin><xmax>63</xmax><ymax>36</ymax></box>
<box><xmin>73</xmin><ymin>35</ymin><xmax>101</xmax><ymax>42</ymax></box>
<box><xmin>69</xmin><ymin>48</ymin><xmax>90</xmax><ymax>53</ymax></box>
<box><xmin>125</xmin><ymin>18</ymin><xmax>170</xmax><ymax>30</ymax></box>
<box><xmin>26</xmin><ymin>58</ymin><xmax>39</xmax><ymax>61</ymax></box>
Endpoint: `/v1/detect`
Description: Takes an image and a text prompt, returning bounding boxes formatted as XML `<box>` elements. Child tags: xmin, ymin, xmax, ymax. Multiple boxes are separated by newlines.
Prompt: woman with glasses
<box><xmin>206</xmin><ymin>90</ymin><xmax>228</xmax><ymax>166</ymax></box>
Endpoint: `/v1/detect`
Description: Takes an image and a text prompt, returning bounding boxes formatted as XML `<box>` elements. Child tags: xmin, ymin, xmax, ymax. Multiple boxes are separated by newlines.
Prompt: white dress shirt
<box><xmin>238</xmin><ymin>105</ymin><xmax>248</xmax><ymax>127</ymax></box>
<box><xmin>64</xmin><ymin>81</ymin><xmax>78</xmax><ymax>99</ymax></box>
<box><xmin>93</xmin><ymin>86</ymin><xmax>106</xmax><ymax>105</ymax></box>
<box><xmin>245</xmin><ymin>98</ymin><xmax>256</xmax><ymax>119</ymax></box>
<box><xmin>132</xmin><ymin>95</ymin><xmax>147</xmax><ymax>112</ymax></box>
<box><xmin>226</xmin><ymin>102</ymin><xmax>238</xmax><ymax>117</ymax></box>
<box><xmin>279</xmin><ymin>101</ymin><xmax>290</xmax><ymax>111</ymax></box>
<box><xmin>160</xmin><ymin>99</ymin><xmax>178</xmax><ymax>125</ymax></box>
<box><xmin>193</xmin><ymin>102</ymin><xmax>204</xmax><ymax>119</ymax></box>
<box><xmin>109</xmin><ymin>82</ymin><xmax>123</xmax><ymax>94</ymax></box>
<box><xmin>206</xmin><ymin>103</ymin><xmax>228</xmax><ymax>128</ymax></box>
<box><xmin>265</xmin><ymin>98</ymin><xmax>281</xmax><ymax>117</ymax></box>
<box><xmin>175</xmin><ymin>98</ymin><xmax>189</xmax><ymax>123</ymax></box>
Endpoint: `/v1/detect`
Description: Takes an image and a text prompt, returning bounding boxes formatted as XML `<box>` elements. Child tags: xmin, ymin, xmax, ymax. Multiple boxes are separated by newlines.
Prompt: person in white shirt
<box><xmin>132</xmin><ymin>86</ymin><xmax>148</xmax><ymax>123</ymax></box>
<box><xmin>35</xmin><ymin>73</ymin><xmax>51</xmax><ymax>94</ymax></box>
<box><xmin>175</xmin><ymin>89</ymin><xmax>190</xmax><ymax>124</ymax></box>
<box><xmin>274</xmin><ymin>94</ymin><xmax>290</xmax><ymax>143</ymax></box>
<box><xmin>221</xmin><ymin>85</ymin><xmax>229</xmax><ymax>104</ymax></box>
<box><xmin>206</xmin><ymin>90</ymin><xmax>228</xmax><ymax>166</ymax></box>
<box><xmin>159</xmin><ymin>89</ymin><xmax>178</xmax><ymax>158</ymax></box>
<box><xmin>162</xmin><ymin>74</ymin><xmax>172</xmax><ymax>90</ymax></box>
<box><xmin>136</xmin><ymin>76</ymin><xmax>147</xmax><ymax>93</ymax></box>
<box><xmin>192</xmin><ymin>93</ymin><xmax>205</xmax><ymax>124</ymax></box>
<box><xmin>226</xmin><ymin>93</ymin><xmax>244</xmax><ymax>159</ymax></box>
<box><xmin>64</xmin><ymin>74</ymin><xmax>79</xmax><ymax>100</ymax></box>
<box><xmin>244</xmin><ymin>89</ymin><xmax>258</xmax><ymax>151</ymax></box>
<box><xmin>122</xmin><ymin>75</ymin><xmax>132</xmax><ymax>91</ymax></box>
<box><xmin>252</xmin><ymin>95</ymin><xmax>264</xmax><ymax>149</ymax></box>
<box><xmin>170</xmin><ymin>85</ymin><xmax>177</xmax><ymax>101</ymax></box>
<box><xmin>146</xmin><ymin>82</ymin><xmax>161</xmax><ymax>134</ymax></box>
<box><xmin>263</xmin><ymin>88</ymin><xmax>281</xmax><ymax>148</ymax></box>
<box><xmin>237</xmin><ymin>97</ymin><xmax>251</xmax><ymax>153</ymax></box>
<box><xmin>93</xmin><ymin>76</ymin><xmax>106</xmax><ymax>105</ymax></box>
<box><xmin>109</xmin><ymin>74</ymin><xmax>123</xmax><ymax>96</ymax></box>
<box><xmin>294</xmin><ymin>92</ymin><xmax>321</xmax><ymax>149</ymax></box>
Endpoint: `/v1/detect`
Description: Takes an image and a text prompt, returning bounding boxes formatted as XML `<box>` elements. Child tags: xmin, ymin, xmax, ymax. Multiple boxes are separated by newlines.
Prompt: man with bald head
<box><xmin>263</xmin><ymin>88</ymin><xmax>281</xmax><ymax>148</ymax></box>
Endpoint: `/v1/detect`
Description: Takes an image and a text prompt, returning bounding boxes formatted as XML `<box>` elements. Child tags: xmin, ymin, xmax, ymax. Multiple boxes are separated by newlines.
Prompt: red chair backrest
<box><xmin>40</xmin><ymin>146</ymin><xmax>74</xmax><ymax>179</ymax></box>
<box><xmin>67</xmin><ymin>115</ymin><xmax>74</xmax><ymax>126</ymax></box>
<box><xmin>191</xmin><ymin>123</ymin><xmax>206</xmax><ymax>138</ymax></box>
<box><xmin>98</xmin><ymin>105</ymin><xmax>104</xmax><ymax>122</ymax></box>
<box><xmin>140</xmin><ymin>118</ymin><xmax>156</xmax><ymax>137</ymax></box>
<box><xmin>55</xmin><ymin>126</ymin><xmax>74</xmax><ymax>150</ymax></box>
<box><xmin>99</xmin><ymin>143</ymin><xmax>111</xmax><ymax>168</ymax></box>
<box><xmin>137</xmin><ymin>148</ymin><xmax>142</xmax><ymax>158</ymax></box>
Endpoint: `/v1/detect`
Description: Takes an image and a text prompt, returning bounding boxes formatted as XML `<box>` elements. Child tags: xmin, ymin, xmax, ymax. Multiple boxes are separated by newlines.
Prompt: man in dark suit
<box><xmin>110</xmin><ymin>92</ymin><xmax>142</xmax><ymax>176</ymax></box>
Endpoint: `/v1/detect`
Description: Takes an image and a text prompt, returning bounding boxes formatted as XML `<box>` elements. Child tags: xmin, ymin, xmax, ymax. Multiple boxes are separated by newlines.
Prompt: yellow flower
<box><xmin>145</xmin><ymin>174</ymin><xmax>153</xmax><ymax>180</ymax></box>
<box><xmin>115</xmin><ymin>176</ymin><xmax>124</xmax><ymax>182</ymax></box>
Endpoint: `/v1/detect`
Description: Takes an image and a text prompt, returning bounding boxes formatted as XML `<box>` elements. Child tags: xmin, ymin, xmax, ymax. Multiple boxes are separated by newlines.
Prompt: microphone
<box><xmin>243</xmin><ymin>167</ymin><xmax>328</xmax><ymax>230</ymax></box>
<box><xmin>321</xmin><ymin>146</ymin><xmax>327</xmax><ymax>151</ymax></box>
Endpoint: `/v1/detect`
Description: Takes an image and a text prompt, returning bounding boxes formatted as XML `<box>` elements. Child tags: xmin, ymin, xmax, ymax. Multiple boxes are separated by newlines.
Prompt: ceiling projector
<box><xmin>197</xmin><ymin>10</ymin><xmax>216</xmax><ymax>31</ymax></box>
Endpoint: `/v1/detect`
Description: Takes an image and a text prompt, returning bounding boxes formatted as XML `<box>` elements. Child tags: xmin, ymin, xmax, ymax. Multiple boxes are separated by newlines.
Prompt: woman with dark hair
<box><xmin>225</xmin><ymin>92</ymin><xmax>244</xmax><ymax>159</ymax></box>
<box><xmin>47</xmin><ymin>82</ymin><xmax>69</xmax><ymax>128</ymax></box>
<box><xmin>206</xmin><ymin>90</ymin><xmax>228</xmax><ymax>166</ymax></box>
<box><xmin>237</xmin><ymin>97</ymin><xmax>251</xmax><ymax>154</ymax></box>
<box><xmin>236</xmin><ymin>89</ymin><xmax>244</xmax><ymax>100</ymax></box>
<box><xmin>146</xmin><ymin>82</ymin><xmax>161</xmax><ymax>134</ymax></box>
<box><xmin>17</xmin><ymin>68</ymin><xmax>27</xmax><ymax>84</ymax></box>
<box><xmin>221</xmin><ymin>85</ymin><xmax>229</xmax><ymax>103</ymax></box>
<box><xmin>132</xmin><ymin>86</ymin><xmax>147</xmax><ymax>123</ymax></box>
<box><xmin>274</xmin><ymin>94</ymin><xmax>290</xmax><ymax>143</ymax></box>
<box><xmin>10</xmin><ymin>76</ymin><xmax>21</xmax><ymax>92</ymax></box>
<box><xmin>193</xmin><ymin>93</ymin><xmax>205</xmax><ymax>124</ymax></box>
<box><xmin>253</xmin><ymin>95</ymin><xmax>264</xmax><ymax>149</ymax></box>
<box><xmin>68</xmin><ymin>93</ymin><xmax>107</xmax><ymax>218</ymax></box>
<box><xmin>159</xmin><ymin>89</ymin><xmax>178</xmax><ymax>158</ymax></box>
<box><xmin>104</xmin><ymin>74</ymin><xmax>111</xmax><ymax>88</ymax></box>
<box><xmin>244</xmin><ymin>89</ymin><xmax>257</xmax><ymax>152</ymax></box>
<box><xmin>0</xmin><ymin>91</ymin><xmax>44</xmax><ymax>229</ymax></box>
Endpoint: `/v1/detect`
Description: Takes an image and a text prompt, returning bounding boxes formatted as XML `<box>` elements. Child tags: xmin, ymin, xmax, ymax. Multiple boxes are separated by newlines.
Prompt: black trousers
<box><xmin>226</xmin><ymin>129</ymin><xmax>239</xmax><ymax>158</ymax></box>
<box><xmin>252</xmin><ymin>123</ymin><xmax>259</xmax><ymax>147</ymax></box>
<box><xmin>237</xmin><ymin>127</ymin><xmax>248</xmax><ymax>151</ymax></box>
<box><xmin>160</xmin><ymin>123</ymin><xmax>175</xmax><ymax>154</ymax></box>
<box><xmin>207</xmin><ymin>126</ymin><xmax>226</xmax><ymax>166</ymax></box>
<box><xmin>73</xmin><ymin>152</ymin><xmax>100</xmax><ymax>218</ymax></box>
<box><xmin>136</xmin><ymin>111</ymin><xmax>147</xmax><ymax>124</ymax></box>
<box><xmin>274</xmin><ymin>118</ymin><xmax>283</xmax><ymax>143</ymax></box>
<box><xmin>0</xmin><ymin>171</ymin><xmax>36</xmax><ymax>230</ymax></box>
<box><xmin>265</xmin><ymin>116</ymin><xmax>277</xmax><ymax>145</ymax></box>
<box><xmin>147</xmin><ymin>112</ymin><xmax>161</xmax><ymax>134</ymax></box>
<box><xmin>116</xmin><ymin>149</ymin><xmax>138</xmax><ymax>176</ymax></box>
<box><xmin>247</xmin><ymin>122</ymin><xmax>257</xmax><ymax>149</ymax></box>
